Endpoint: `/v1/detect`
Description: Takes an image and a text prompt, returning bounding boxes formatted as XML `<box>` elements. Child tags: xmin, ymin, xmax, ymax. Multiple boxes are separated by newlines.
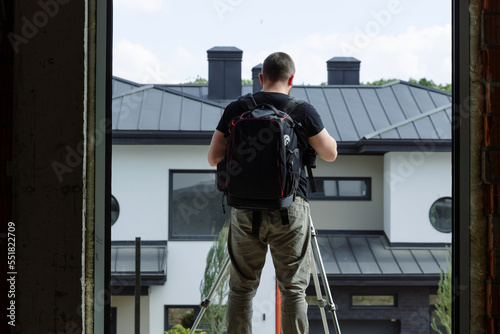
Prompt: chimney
<box><xmin>207</xmin><ymin>46</ymin><xmax>243</xmax><ymax>100</ymax></box>
<box><xmin>327</xmin><ymin>57</ymin><xmax>361</xmax><ymax>85</ymax></box>
<box><xmin>252</xmin><ymin>63</ymin><xmax>262</xmax><ymax>93</ymax></box>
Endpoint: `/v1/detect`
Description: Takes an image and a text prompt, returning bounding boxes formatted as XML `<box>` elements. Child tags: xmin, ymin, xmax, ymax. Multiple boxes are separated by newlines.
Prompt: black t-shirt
<box><xmin>216</xmin><ymin>91</ymin><xmax>325</xmax><ymax>201</ymax></box>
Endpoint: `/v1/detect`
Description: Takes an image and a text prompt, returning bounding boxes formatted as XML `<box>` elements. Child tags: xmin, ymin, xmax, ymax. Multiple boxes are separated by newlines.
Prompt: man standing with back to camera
<box><xmin>207</xmin><ymin>51</ymin><xmax>338</xmax><ymax>333</ymax></box>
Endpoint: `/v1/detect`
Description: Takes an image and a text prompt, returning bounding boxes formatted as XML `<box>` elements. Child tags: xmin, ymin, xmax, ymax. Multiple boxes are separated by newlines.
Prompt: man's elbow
<box><xmin>208</xmin><ymin>159</ymin><xmax>218</xmax><ymax>167</ymax></box>
<box><xmin>321</xmin><ymin>150</ymin><xmax>337</xmax><ymax>162</ymax></box>
<box><xmin>208</xmin><ymin>152</ymin><xmax>224</xmax><ymax>167</ymax></box>
<box><xmin>207</xmin><ymin>154</ymin><xmax>218</xmax><ymax>167</ymax></box>
<box><xmin>320</xmin><ymin>139</ymin><xmax>338</xmax><ymax>162</ymax></box>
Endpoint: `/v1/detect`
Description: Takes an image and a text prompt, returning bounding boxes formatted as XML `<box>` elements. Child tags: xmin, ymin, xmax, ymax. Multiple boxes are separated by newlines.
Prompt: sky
<box><xmin>112</xmin><ymin>0</ymin><xmax>452</xmax><ymax>86</ymax></box>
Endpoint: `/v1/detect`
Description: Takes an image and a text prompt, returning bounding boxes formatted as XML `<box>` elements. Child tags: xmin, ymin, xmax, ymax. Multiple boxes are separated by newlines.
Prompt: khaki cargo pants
<box><xmin>226</xmin><ymin>197</ymin><xmax>312</xmax><ymax>334</ymax></box>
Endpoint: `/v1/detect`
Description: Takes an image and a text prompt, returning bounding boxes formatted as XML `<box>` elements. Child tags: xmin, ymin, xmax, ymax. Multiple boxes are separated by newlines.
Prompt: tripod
<box><xmin>189</xmin><ymin>217</ymin><xmax>342</xmax><ymax>334</ymax></box>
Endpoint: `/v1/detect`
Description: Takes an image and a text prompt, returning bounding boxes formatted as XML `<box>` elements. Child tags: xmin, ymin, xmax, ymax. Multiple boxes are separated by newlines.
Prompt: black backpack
<box><xmin>217</xmin><ymin>93</ymin><xmax>315</xmax><ymax>213</ymax></box>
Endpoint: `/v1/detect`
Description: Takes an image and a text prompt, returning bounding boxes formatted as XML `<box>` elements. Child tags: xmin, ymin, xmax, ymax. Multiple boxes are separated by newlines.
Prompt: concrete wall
<box><xmin>10</xmin><ymin>1</ymin><xmax>111</xmax><ymax>333</ymax></box>
<box><xmin>12</xmin><ymin>1</ymin><xmax>87</xmax><ymax>333</ymax></box>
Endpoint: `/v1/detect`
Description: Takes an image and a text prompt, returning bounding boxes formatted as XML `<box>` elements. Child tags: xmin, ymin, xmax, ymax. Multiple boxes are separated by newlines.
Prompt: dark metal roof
<box><xmin>290</xmin><ymin>83</ymin><xmax>452</xmax><ymax>142</ymax></box>
<box><xmin>316</xmin><ymin>232</ymin><xmax>450</xmax><ymax>286</ymax></box>
<box><xmin>112</xmin><ymin>77</ymin><xmax>144</xmax><ymax>96</ymax></box>
<box><xmin>152</xmin><ymin>83</ymin><xmax>253</xmax><ymax>101</ymax></box>
<box><xmin>112</xmin><ymin>77</ymin><xmax>451</xmax><ymax>150</ymax></box>
<box><xmin>112</xmin><ymin>80</ymin><xmax>225</xmax><ymax>132</ymax></box>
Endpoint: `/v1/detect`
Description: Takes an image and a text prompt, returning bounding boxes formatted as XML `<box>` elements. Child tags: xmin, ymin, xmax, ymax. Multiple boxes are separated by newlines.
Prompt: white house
<box><xmin>110</xmin><ymin>47</ymin><xmax>451</xmax><ymax>334</ymax></box>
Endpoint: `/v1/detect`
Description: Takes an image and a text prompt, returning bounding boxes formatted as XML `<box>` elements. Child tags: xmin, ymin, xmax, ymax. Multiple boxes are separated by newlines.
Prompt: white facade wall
<box><xmin>111</xmin><ymin>295</ymin><xmax>150</xmax><ymax>334</ymax></box>
<box><xmin>310</xmin><ymin>155</ymin><xmax>384</xmax><ymax>231</ymax></box>
<box><xmin>112</xmin><ymin>145</ymin><xmax>278</xmax><ymax>333</ymax></box>
<box><xmin>111</xmin><ymin>145</ymin><xmax>213</xmax><ymax>241</ymax></box>
<box><xmin>383</xmin><ymin>151</ymin><xmax>452</xmax><ymax>243</ymax></box>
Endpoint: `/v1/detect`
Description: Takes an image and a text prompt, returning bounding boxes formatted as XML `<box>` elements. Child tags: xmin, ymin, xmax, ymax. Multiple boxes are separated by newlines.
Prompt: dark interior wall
<box><xmin>1</xmin><ymin>1</ymin><xmax>14</xmax><ymax>334</ymax></box>
<box><xmin>481</xmin><ymin>1</ymin><xmax>500</xmax><ymax>333</ymax></box>
<box><xmin>11</xmin><ymin>1</ymin><xmax>87</xmax><ymax>332</ymax></box>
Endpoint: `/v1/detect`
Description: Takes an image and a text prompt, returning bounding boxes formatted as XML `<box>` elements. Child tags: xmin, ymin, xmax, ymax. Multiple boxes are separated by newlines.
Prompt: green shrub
<box><xmin>165</xmin><ymin>324</ymin><xmax>206</xmax><ymax>334</ymax></box>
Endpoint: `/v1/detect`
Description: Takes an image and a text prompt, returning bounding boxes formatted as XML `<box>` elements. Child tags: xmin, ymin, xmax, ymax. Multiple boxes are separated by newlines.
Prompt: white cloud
<box><xmin>113</xmin><ymin>24</ymin><xmax>452</xmax><ymax>87</ymax></box>
<box><xmin>113</xmin><ymin>0</ymin><xmax>167</xmax><ymax>12</ymax></box>
<box><xmin>113</xmin><ymin>40</ymin><xmax>171</xmax><ymax>83</ymax></box>
<box><xmin>262</xmin><ymin>24</ymin><xmax>452</xmax><ymax>85</ymax></box>
<box><xmin>113</xmin><ymin>40</ymin><xmax>207</xmax><ymax>84</ymax></box>
<box><xmin>347</xmin><ymin>24</ymin><xmax>452</xmax><ymax>84</ymax></box>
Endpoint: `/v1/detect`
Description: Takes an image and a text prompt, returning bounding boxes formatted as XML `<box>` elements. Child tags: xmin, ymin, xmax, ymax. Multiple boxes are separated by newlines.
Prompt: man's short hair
<box><xmin>262</xmin><ymin>52</ymin><xmax>295</xmax><ymax>83</ymax></box>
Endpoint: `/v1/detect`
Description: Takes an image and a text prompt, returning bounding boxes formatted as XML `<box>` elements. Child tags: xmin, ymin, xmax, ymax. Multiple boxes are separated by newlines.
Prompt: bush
<box><xmin>180</xmin><ymin>312</ymin><xmax>194</xmax><ymax>329</ymax></box>
<box><xmin>165</xmin><ymin>324</ymin><xmax>206</xmax><ymax>334</ymax></box>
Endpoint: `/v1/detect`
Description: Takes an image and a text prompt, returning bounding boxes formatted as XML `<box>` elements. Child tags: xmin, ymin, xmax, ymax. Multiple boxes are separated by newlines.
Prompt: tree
<box><xmin>183</xmin><ymin>76</ymin><xmax>253</xmax><ymax>85</ymax></box>
<box><xmin>408</xmin><ymin>78</ymin><xmax>452</xmax><ymax>93</ymax></box>
<box><xmin>198</xmin><ymin>224</ymin><xmax>230</xmax><ymax>334</ymax></box>
<box><xmin>184</xmin><ymin>76</ymin><xmax>208</xmax><ymax>84</ymax></box>
<box><xmin>362</xmin><ymin>77</ymin><xmax>452</xmax><ymax>93</ymax></box>
<box><xmin>431</xmin><ymin>246</ymin><xmax>452</xmax><ymax>334</ymax></box>
<box><xmin>165</xmin><ymin>324</ymin><xmax>206</xmax><ymax>334</ymax></box>
<box><xmin>361</xmin><ymin>78</ymin><xmax>399</xmax><ymax>86</ymax></box>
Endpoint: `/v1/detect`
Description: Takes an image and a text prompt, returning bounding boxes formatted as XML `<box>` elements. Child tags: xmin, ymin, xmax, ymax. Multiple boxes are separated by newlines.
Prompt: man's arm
<box><xmin>308</xmin><ymin>128</ymin><xmax>338</xmax><ymax>162</ymax></box>
<box><xmin>207</xmin><ymin>129</ymin><xmax>227</xmax><ymax>166</ymax></box>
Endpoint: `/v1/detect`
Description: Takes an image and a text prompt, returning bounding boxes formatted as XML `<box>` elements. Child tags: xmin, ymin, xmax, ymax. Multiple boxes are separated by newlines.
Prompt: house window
<box><xmin>308</xmin><ymin>177</ymin><xmax>371</xmax><ymax>200</ymax></box>
<box><xmin>169</xmin><ymin>170</ymin><xmax>229</xmax><ymax>240</ymax></box>
<box><xmin>164</xmin><ymin>305</ymin><xmax>200</xmax><ymax>331</ymax></box>
<box><xmin>351</xmin><ymin>294</ymin><xmax>397</xmax><ymax>308</ymax></box>
<box><xmin>429</xmin><ymin>197</ymin><xmax>452</xmax><ymax>233</ymax></box>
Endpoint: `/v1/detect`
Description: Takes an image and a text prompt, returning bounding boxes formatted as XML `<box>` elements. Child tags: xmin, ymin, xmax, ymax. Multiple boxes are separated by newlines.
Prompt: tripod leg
<box><xmin>310</xmin><ymin>218</ymin><xmax>342</xmax><ymax>334</ymax></box>
<box><xmin>310</xmin><ymin>251</ymin><xmax>330</xmax><ymax>334</ymax></box>
<box><xmin>189</xmin><ymin>257</ymin><xmax>230</xmax><ymax>334</ymax></box>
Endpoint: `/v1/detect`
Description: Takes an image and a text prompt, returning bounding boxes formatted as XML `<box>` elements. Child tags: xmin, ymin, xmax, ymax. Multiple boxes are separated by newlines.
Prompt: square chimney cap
<box><xmin>327</xmin><ymin>57</ymin><xmax>361</xmax><ymax>69</ymax></box>
<box><xmin>207</xmin><ymin>46</ymin><xmax>243</xmax><ymax>59</ymax></box>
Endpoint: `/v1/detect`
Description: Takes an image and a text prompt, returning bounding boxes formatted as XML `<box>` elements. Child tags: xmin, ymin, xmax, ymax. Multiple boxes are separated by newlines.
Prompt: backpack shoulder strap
<box><xmin>281</xmin><ymin>97</ymin><xmax>305</xmax><ymax>115</ymax></box>
<box><xmin>237</xmin><ymin>93</ymin><xmax>257</xmax><ymax>111</ymax></box>
<box><xmin>282</xmin><ymin>98</ymin><xmax>318</xmax><ymax>193</ymax></box>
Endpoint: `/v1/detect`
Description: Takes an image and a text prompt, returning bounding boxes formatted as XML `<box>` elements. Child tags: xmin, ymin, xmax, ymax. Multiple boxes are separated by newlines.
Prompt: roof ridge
<box><xmin>151</xmin><ymin>84</ymin><xmax>227</xmax><ymax>108</ymax></box>
<box><xmin>112</xmin><ymin>83</ymin><xmax>227</xmax><ymax>108</ymax></box>
<box><xmin>112</xmin><ymin>84</ymin><xmax>154</xmax><ymax>99</ymax></box>
<box><xmin>361</xmin><ymin>103</ymin><xmax>452</xmax><ymax>140</ymax></box>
